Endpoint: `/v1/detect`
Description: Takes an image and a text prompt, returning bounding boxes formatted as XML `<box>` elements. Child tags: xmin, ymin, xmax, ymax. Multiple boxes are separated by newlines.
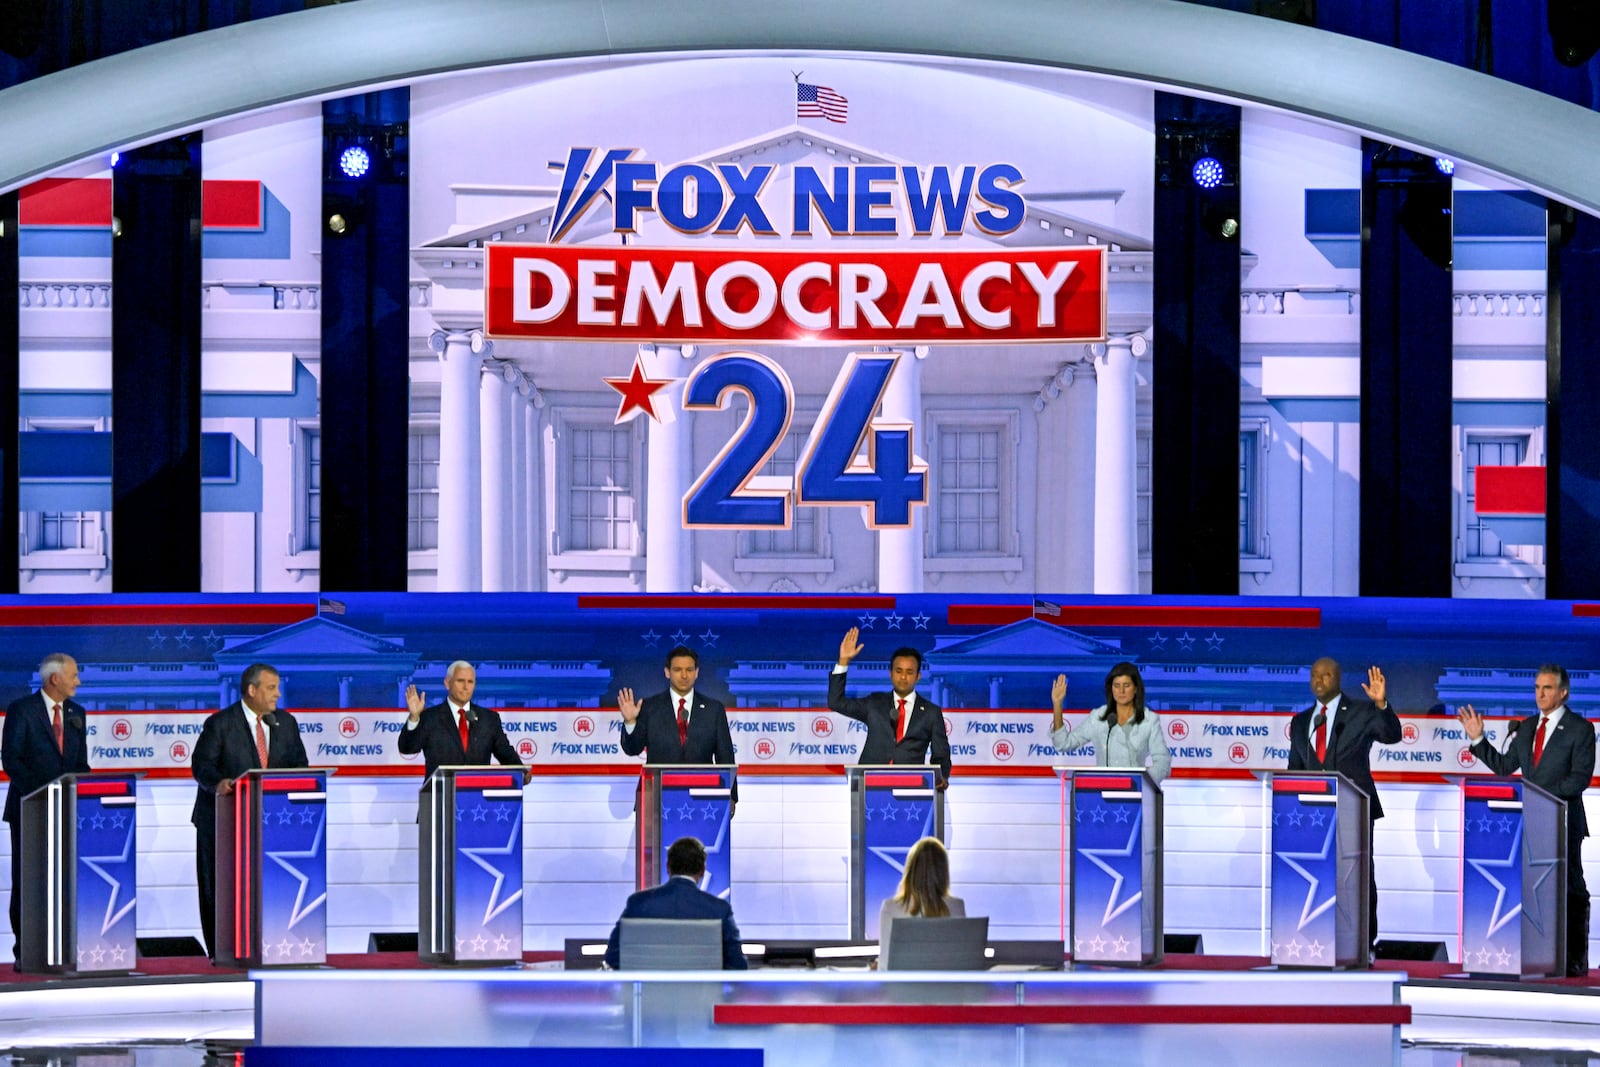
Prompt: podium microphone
<box><xmin>463</xmin><ymin>705</ymin><xmax>479</xmax><ymax>725</ymax></box>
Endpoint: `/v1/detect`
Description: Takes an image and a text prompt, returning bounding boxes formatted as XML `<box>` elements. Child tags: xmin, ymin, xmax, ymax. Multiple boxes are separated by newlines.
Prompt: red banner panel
<box><xmin>1473</xmin><ymin>465</ymin><xmax>1545</xmax><ymax>515</ymax></box>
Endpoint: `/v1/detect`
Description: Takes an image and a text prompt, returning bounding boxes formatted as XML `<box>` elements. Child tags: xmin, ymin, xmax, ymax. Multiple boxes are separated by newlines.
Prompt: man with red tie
<box><xmin>3</xmin><ymin>653</ymin><xmax>91</xmax><ymax>963</ymax></box>
<box><xmin>1458</xmin><ymin>665</ymin><xmax>1596</xmax><ymax>976</ymax></box>
<box><xmin>398</xmin><ymin>660</ymin><xmax>527</xmax><ymax>784</ymax></box>
<box><xmin>829</xmin><ymin>628</ymin><xmax>952</xmax><ymax>788</ymax></box>
<box><xmin>618</xmin><ymin>646</ymin><xmax>738</xmax><ymax>807</ymax></box>
<box><xmin>190</xmin><ymin>662</ymin><xmax>309</xmax><ymax>961</ymax></box>
<box><xmin>1287</xmin><ymin>657</ymin><xmax>1401</xmax><ymax>948</ymax></box>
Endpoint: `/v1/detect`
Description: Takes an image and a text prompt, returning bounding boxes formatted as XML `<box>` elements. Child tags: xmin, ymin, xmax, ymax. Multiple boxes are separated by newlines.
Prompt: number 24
<box><xmin>682</xmin><ymin>352</ymin><xmax>928</xmax><ymax>529</ymax></box>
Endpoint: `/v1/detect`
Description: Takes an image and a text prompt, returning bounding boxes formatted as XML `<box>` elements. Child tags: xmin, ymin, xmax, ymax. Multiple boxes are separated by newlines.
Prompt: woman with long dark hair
<box><xmin>1048</xmin><ymin>662</ymin><xmax>1172</xmax><ymax>782</ymax></box>
<box><xmin>878</xmin><ymin>836</ymin><xmax>964</xmax><ymax>961</ymax></box>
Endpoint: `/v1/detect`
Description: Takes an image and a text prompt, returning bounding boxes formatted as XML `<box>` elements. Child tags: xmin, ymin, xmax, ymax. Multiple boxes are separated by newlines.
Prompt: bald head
<box><xmin>1310</xmin><ymin>658</ymin><xmax>1342</xmax><ymax>703</ymax></box>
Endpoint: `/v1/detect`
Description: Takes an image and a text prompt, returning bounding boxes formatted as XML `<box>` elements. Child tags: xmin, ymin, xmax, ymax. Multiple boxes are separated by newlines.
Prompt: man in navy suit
<box><xmin>3</xmin><ymin>653</ymin><xmax>91</xmax><ymax>961</ymax></box>
<box><xmin>618</xmin><ymin>646</ymin><xmax>738</xmax><ymax>806</ymax></box>
<box><xmin>190</xmin><ymin>662</ymin><xmax>310</xmax><ymax>960</ymax></box>
<box><xmin>1287</xmin><ymin>657</ymin><xmax>1401</xmax><ymax>948</ymax></box>
<box><xmin>603</xmin><ymin>836</ymin><xmax>747</xmax><ymax>970</ymax></box>
<box><xmin>397</xmin><ymin>660</ymin><xmax>527</xmax><ymax>783</ymax></box>
<box><xmin>829</xmin><ymin>628</ymin><xmax>951</xmax><ymax>787</ymax></box>
<box><xmin>1460</xmin><ymin>664</ymin><xmax>1597</xmax><ymax>976</ymax></box>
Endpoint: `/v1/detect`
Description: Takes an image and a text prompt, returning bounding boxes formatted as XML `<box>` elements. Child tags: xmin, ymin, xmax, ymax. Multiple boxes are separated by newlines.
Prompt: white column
<box><xmin>876</xmin><ymin>346</ymin><xmax>928</xmax><ymax>594</ymax></box>
<box><xmin>1034</xmin><ymin>359</ymin><xmax>1097</xmax><ymax>593</ymax></box>
<box><xmin>431</xmin><ymin>328</ymin><xmax>485</xmax><ymax>591</ymax></box>
<box><xmin>480</xmin><ymin>359</ymin><xmax>515</xmax><ymax>592</ymax></box>
<box><xmin>643</xmin><ymin>344</ymin><xmax>694</xmax><ymax>591</ymax></box>
<box><xmin>523</xmin><ymin>387</ymin><xmax>544</xmax><ymax>590</ymax></box>
<box><xmin>509</xmin><ymin>384</ymin><xmax>527</xmax><ymax>591</ymax></box>
<box><xmin>1093</xmin><ymin>333</ymin><xmax>1145</xmax><ymax>594</ymax></box>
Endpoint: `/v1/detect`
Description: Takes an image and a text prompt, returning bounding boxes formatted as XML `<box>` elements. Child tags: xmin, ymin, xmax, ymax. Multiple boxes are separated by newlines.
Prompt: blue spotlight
<box><xmin>109</xmin><ymin>151</ymin><xmax>120</xmax><ymax>168</ymax></box>
<box><xmin>339</xmin><ymin>145</ymin><xmax>372</xmax><ymax>179</ymax></box>
<box><xmin>1434</xmin><ymin>156</ymin><xmax>1455</xmax><ymax>176</ymax></box>
<box><xmin>1192</xmin><ymin>156</ymin><xmax>1225</xmax><ymax>190</ymax></box>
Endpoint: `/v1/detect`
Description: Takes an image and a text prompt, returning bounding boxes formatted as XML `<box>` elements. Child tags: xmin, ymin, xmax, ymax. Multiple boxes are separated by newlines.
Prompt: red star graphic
<box><xmin>603</xmin><ymin>356</ymin><xmax>674</xmax><ymax>423</ymax></box>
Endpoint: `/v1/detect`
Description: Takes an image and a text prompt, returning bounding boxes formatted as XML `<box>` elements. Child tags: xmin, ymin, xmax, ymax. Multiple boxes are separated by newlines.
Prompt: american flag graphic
<box><xmin>797</xmin><ymin>81</ymin><xmax>849</xmax><ymax>124</ymax></box>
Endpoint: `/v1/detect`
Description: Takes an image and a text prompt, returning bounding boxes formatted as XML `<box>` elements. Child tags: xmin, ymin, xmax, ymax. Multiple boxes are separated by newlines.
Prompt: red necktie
<box><xmin>677</xmin><ymin>697</ymin><xmax>689</xmax><ymax>748</ymax></box>
<box><xmin>896</xmin><ymin>698</ymin><xmax>908</xmax><ymax>743</ymax></box>
<box><xmin>458</xmin><ymin>708</ymin><xmax>471</xmax><ymax>754</ymax></box>
<box><xmin>52</xmin><ymin>703</ymin><xmax>63</xmax><ymax>752</ymax></box>
<box><xmin>1315</xmin><ymin>704</ymin><xmax>1328</xmax><ymax>764</ymax></box>
<box><xmin>1533</xmin><ymin>715</ymin><xmax>1548</xmax><ymax>767</ymax></box>
<box><xmin>254</xmin><ymin>715</ymin><xmax>269</xmax><ymax>767</ymax></box>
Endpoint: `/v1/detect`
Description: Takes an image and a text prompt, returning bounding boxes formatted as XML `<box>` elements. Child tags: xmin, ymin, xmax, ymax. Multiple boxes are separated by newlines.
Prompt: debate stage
<box><xmin>3</xmin><ymin>951</ymin><xmax>1600</xmax><ymax>1063</ymax></box>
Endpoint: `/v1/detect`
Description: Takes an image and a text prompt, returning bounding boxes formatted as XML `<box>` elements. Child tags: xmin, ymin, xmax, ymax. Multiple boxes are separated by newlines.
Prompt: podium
<box><xmin>636</xmin><ymin>764</ymin><xmax>735</xmax><ymax>893</ymax></box>
<box><xmin>418</xmin><ymin>765</ymin><xmax>526</xmax><ymax>965</ymax></box>
<box><xmin>215</xmin><ymin>768</ymin><xmax>330</xmax><ymax>967</ymax></box>
<box><xmin>18</xmin><ymin>772</ymin><xmax>139</xmax><ymax>975</ymax></box>
<box><xmin>848</xmin><ymin>765</ymin><xmax>944</xmax><ymax>940</ymax></box>
<box><xmin>1062</xmin><ymin>768</ymin><xmax>1163</xmax><ymax>966</ymax></box>
<box><xmin>1459</xmin><ymin>776</ymin><xmax>1566</xmax><ymax>977</ymax></box>
<box><xmin>1266</xmin><ymin>771</ymin><xmax>1370</xmax><ymax>969</ymax></box>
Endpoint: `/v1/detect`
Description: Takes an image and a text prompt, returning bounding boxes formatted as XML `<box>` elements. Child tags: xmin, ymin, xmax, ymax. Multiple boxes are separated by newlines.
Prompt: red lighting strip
<box><xmin>713</xmin><ymin>1004</ymin><xmax>1410</xmax><ymax>1026</ymax></box>
<box><xmin>76</xmin><ymin>780</ymin><xmax>131</xmax><ymax>796</ymax></box>
<box><xmin>948</xmin><ymin>605</ymin><xmax>1322</xmax><ymax>628</ymax></box>
<box><xmin>0</xmin><ymin>603</ymin><xmax>315</xmax><ymax>627</ymax></box>
<box><xmin>261</xmin><ymin>777</ymin><xmax>321</xmax><ymax>792</ymax></box>
<box><xmin>660</xmin><ymin>774</ymin><xmax>726</xmax><ymax>787</ymax></box>
<box><xmin>578</xmin><ymin>595</ymin><xmax>897</xmax><ymax>610</ymax></box>
<box><xmin>1271</xmin><ymin>779</ymin><xmax>1330</xmax><ymax>793</ymax></box>
<box><xmin>863</xmin><ymin>774</ymin><xmax>932</xmax><ymax>788</ymax></box>
<box><xmin>234</xmin><ymin>777</ymin><xmax>252</xmax><ymax>960</ymax></box>
<box><xmin>1464</xmin><ymin>785</ymin><xmax>1517</xmax><ymax>800</ymax></box>
<box><xmin>455</xmin><ymin>774</ymin><xmax>516</xmax><ymax>790</ymax></box>
<box><xmin>1073</xmin><ymin>776</ymin><xmax>1135</xmax><ymax>791</ymax></box>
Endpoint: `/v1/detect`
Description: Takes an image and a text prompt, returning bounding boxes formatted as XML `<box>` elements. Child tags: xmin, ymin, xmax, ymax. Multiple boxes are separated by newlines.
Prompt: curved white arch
<box><xmin>1</xmin><ymin>0</ymin><xmax>1596</xmax><ymax>214</ymax></box>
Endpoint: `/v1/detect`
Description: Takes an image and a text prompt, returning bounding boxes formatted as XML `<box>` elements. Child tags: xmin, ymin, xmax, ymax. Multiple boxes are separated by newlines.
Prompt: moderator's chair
<box><xmin>617</xmin><ymin>918</ymin><xmax>723</xmax><ymax>970</ymax></box>
<box><xmin>881</xmin><ymin>916</ymin><xmax>991</xmax><ymax>971</ymax></box>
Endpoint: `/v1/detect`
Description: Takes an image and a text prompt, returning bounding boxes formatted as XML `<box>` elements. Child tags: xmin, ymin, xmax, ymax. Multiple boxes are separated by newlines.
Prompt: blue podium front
<box><xmin>1460</xmin><ymin>776</ymin><xmax>1566</xmax><ymax>977</ymax></box>
<box><xmin>18</xmin><ymin>772</ymin><xmax>139</xmax><ymax>975</ymax></box>
<box><xmin>637</xmin><ymin>765</ymin><xmax>735</xmax><ymax>895</ymax></box>
<box><xmin>217</xmin><ymin>769</ymin><xmax>330</xmax><ymax>968</ymax></box>
<box><xmin>1267</xmin><ymin>771</ymin><xmax>1370</xmax><ymax>970</ymax></box>
<box><xmin>1065</xmin><ymin>769</ymin><xmax>1163</xmax><ymax>966</ymax></box>
<box><xmin>848</xmin><ymin>765</ymin><xmax>943</xmax><ymax>940</ymax></box>
<box><xmin>419</xmin><ymin>766</ymin><xmax>525</xmax><ymax>965</ymax></box>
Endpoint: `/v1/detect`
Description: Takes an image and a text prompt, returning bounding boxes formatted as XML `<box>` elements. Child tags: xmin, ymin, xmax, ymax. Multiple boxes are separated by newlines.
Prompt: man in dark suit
<box><xmin>618</xmin><ymin>645</ymin><xmax>738</xmax><ymax>806</ymax></box>
<box><xmin>190</xmin><ymin>661</ymin><xmax>309</xmax><ymax>961</ymax></box>
<box><xmin>603</xmin><ymin>836</ymin><xmax>746</xmax><ymax>970</ymax></box>
<box><xmin>1459</xmin><ymin>664</ymin><xmax>1596</xmax><ymax>976</ymax></box>
<box><xmin>829</xmin><ymin>627</ymin><xmax>952</xmax><ymax>787</ymax></box>
<box><xmin>3</xmin><ymin>653</ymin><xmax>91</xmax><ymax>961</ymax></box>
<box><xmin>1287</xmin><ymin>657</ymin><xmax>1401</xmax><ymax>947</ymax></box>
<box><xmin>397</xmin><ymin>660</ymin><xmax>526</xmax><ymax>782</ymax></box>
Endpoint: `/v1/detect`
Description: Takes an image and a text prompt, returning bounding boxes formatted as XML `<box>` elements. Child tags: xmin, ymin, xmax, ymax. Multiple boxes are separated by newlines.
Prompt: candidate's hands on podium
<box><xmin>617</xmin><ymin>687</ymin><xmax>641</xmax><ymax>725</ymax></box>
<box><xmin>405</xmin><ymin>684</ymin><xmax>425</xmax><ymax>722</ymax></box>
<box><xmin>838</xmin><ymin>627</ymin><xmax>865</xmax><ymax>667</ymax></box>
<box><xmin>1457</xmin><ymin>704</ymin><xmax>1487</xmax><ymax>742</ymax></box>
<box><xmin>1361</xmin><ymin>666</ymin><xmax>1388</xmax><ymax>709</ymax></box>
<box><xmin>216</xmin><ymin>777</ymin><xmax>235</xmax><ymax>796</ymax></box>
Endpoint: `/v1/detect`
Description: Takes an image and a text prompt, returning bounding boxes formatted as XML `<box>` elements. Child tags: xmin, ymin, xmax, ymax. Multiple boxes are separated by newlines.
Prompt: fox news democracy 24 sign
<box><xmin>484</xmin><ymin>151</ymin><xmax>1106</xmax><ymax>346</ymax></box>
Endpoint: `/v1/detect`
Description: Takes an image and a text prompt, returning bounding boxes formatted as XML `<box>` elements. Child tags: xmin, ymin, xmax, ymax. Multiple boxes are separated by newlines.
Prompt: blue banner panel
<box><xmin>1070</xmin><ymin>773</ymin><xmax>1144</xmax><ymax>963</ymax></box>
<box><xmin>73</xmin><ymin>774</ymin><xmax>137</xmax><ymax>972</ymax></box>
<box><xmin>258</xmin><ymin>770</ymin><xmax>328</xmax><ymax>964</ymax></box>
<box><xmin>1461</xmin><ymin>779</ymin><xmax>1527</xmax><ymax>975</ymax></box>
<box><xmin>1270</xmin><ymin>776</ymin><xmax>1340</xmax><ymax>966</ymax></box>
<box><xmin>861</xmin><ymin>770</ymin><xmax>938</xmax><ymax>940</ymax></box>
<box><xmin>452</xmin><ymin>769</ymin><xmax>524</xmax><ymax>961</ymax></box>
<box><xmin>657</xmin><ymin>767</ymin><xmax>734</xmax><ymax>898</ymax></box>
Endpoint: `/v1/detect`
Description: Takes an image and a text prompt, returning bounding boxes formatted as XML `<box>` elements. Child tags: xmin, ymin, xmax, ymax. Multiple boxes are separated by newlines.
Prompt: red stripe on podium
<box><xmin>1464</xmin><ymin>785</ymin><xmax>1517</xmax><ymax>799</ymax></box>
<box><xmin>863</xmin><ymin>774</ymin><xmax>932</xmax><ymax>788</ymax></box>
<box><xmin>1073</xmin><ymin>776</ymin><xmax>1135</xmax><ymax>791</ymax></box>
<box><xmin>76</xmin><ymin>780</ymin><xmax>131</xmax><ymax>796</ymax></box>
<box><xmin>455</xmin><ymin>774</ymin><xmax>517</xmax><ymax>789</ymax></box>
<box><xmin>660</xmin><ymin>774</ymin><xmax>725</xmax><ymax>787</ymax></box>
<box><xmin>261</xmin><ymin>777</ymin><xmax>321</xmax><ymax>792</ymax></box>
<box><xmin>1272</xmin><ymin>779</ymin><xmax>1330</xmax><ymax>793</ymax></box>
<box><xmin>714</xmin><ymin>1004</ymin><xmax>1410</xmax><ymax>1026</ymax></box>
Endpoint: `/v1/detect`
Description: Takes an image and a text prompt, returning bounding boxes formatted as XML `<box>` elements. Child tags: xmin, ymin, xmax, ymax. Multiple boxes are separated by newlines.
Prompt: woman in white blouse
<box><xmin>877</xmin><ymin>836</ymin><xmax>965</xmax><ymax>964</ymax></box>
<box><xmin>1049</xmin><ymin>662</ymin><xmax>1172</xmax><ymax>782</ymax></box>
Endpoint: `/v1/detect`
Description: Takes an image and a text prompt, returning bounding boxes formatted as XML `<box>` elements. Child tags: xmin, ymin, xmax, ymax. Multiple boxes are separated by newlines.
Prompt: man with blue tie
<box><xmin>190</xmin><ymin>662</ymin><xmax>309</xmax><ymax>961</ymax></box>
<box><xmin>3</xmin><ymin>653</ymin><xmax>91</xmax><ymax>963</ymax></box>
<box><xmin>1458</xmin><ymin>664</ymin><xmax>1596</xmax><ymax>976</ymax></box>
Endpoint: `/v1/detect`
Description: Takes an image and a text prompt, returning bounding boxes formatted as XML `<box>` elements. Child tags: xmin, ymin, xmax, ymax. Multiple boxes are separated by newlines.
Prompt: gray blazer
<box><xmin>1050</xmin><ymin>704</ymin><xmax>1172</xmax><ymax>782</ymax></box>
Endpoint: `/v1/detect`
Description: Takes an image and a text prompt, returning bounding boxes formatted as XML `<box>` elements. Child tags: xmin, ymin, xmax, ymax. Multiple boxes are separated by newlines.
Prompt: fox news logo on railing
<box><xmin>484</xmin><ymin>148</ymin><xmax>1107</xmax><ymax>345</ymax></box>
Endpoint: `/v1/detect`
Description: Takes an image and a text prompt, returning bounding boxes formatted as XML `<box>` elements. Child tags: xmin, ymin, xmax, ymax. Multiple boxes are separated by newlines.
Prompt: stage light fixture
<box><xmin>1434</xmin><ymin>156</ymin><xmax>1455</xmax><ymax>176</ymax></box>
<box><xmin>1192</xmin><ymin>156</ymin><xmax>1225</xmax><ymax>190</ymax></box>
<box><xmin>328</xmin><ymin>213</ymin><xmax>349</xmax><ymax>235</ymax></box>
<box><xmin>339</xmin><ymin>145</ymin><xmax>371</xmax><ymax>179</ymax></box>
<box><xmin>109</xmin><ymin>151</ymin><xmax>120</xmax><ymax>168</ymax></box>
<box><xmin>1219</xmin><ymin>217</ymin><xmax>1240</xmax><ymax>238</ymax></box>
